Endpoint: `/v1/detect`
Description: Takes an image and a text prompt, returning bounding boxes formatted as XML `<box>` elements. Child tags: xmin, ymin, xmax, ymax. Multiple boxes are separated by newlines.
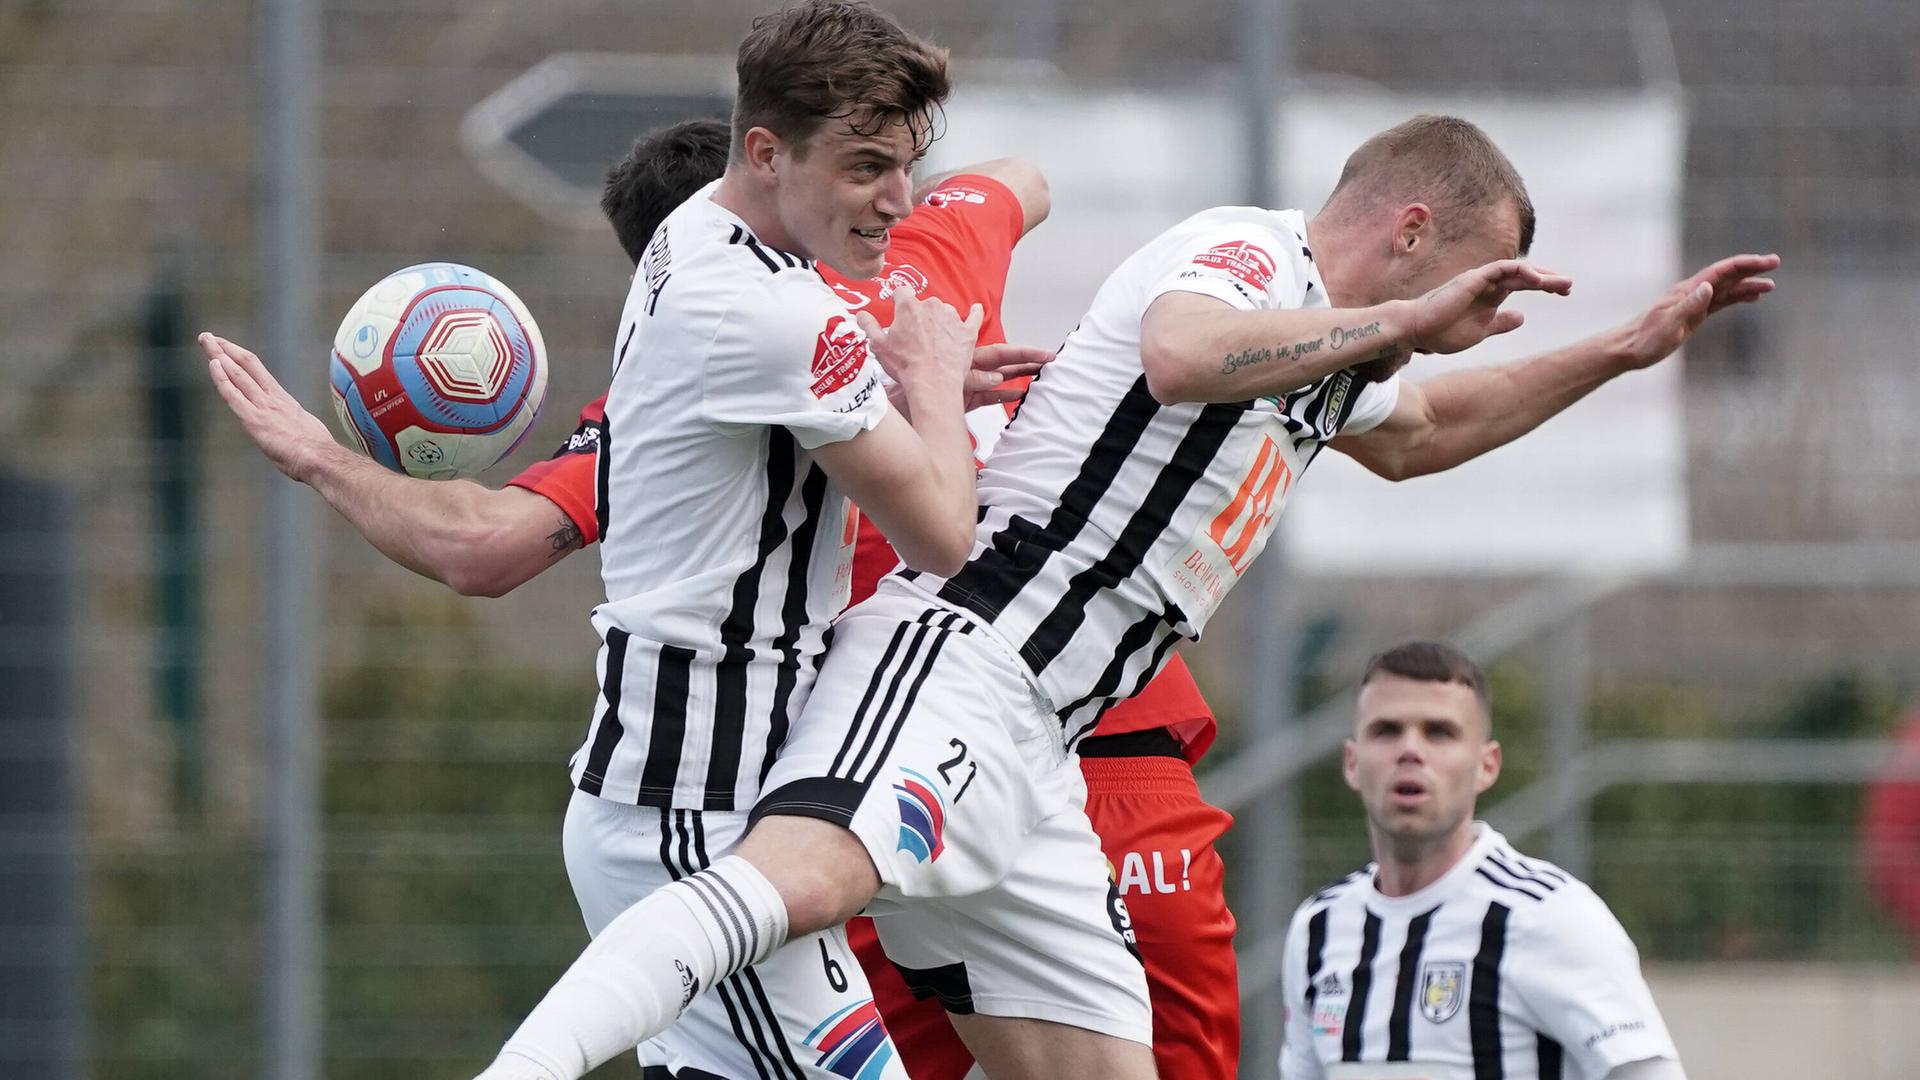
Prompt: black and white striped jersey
<box><xmin>573</xmin><ymin>180</ymin><xmax>887</xmax><ymax>811</ymax></box>
<box><xmin>900</xmin><ymin>207</ymin><xmax>1399</xmax><ymax>738</ymax></box>
<box><xmin>1279</xmin><ymin>825</ymin><xmax>1680</xmax><ymax>1080</ymax></box>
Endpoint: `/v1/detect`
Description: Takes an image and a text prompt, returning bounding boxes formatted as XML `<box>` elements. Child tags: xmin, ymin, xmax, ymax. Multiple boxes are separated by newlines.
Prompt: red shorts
<box><xmin>850</xmin><ymin>752</ymin><xmax>1240</xmax><ymax>1078</ymax></box>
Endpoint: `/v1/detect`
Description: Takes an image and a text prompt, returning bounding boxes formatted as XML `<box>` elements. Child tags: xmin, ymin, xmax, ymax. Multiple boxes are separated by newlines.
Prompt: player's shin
<box><xmin>474</xmin><ymin>855</ymin><xmax>791</xmax><ymax>1080</ymax></box>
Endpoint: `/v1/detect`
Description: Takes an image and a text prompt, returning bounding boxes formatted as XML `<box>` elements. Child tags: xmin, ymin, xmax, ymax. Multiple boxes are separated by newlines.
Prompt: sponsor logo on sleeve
<box><xmin>1192</xmin><ymin>240</ymin><xmax>1278</xmax><ymax>291</ymax></box>
<box><xmin>1583</xmin><ymin>1019</ymin><xmax>1649</xmax><ymax>1050</ymax></box>
<box><xmin>811</xmin><ymin>313</ymin><xmax>870</xmax><ymax>398</ymax></box>
<box><xmin>922</xmin><ymin>184</ymin><xmax>990</xmax><ymax>209</ymax></box>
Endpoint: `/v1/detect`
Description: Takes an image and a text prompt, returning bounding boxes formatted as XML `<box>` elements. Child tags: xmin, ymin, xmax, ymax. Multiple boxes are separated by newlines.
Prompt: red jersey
<box><xmin>509</xmin><ymin>174</ymin><xmax>1216</xmax><ymax>761</ymax></box>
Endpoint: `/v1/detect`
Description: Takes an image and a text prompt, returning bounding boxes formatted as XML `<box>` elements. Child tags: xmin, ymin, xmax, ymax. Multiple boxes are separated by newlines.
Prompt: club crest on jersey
<box><xmin>892</xmin><ymin>767</ymin><xmax>948</xmax><ymax>863</ymax></box>
<box><xmin>1192</xmin><ymin>241</ymin><xmax>1278</xmax><ymax>292</ymax></box>
<box><xmin>811</xmin><ymin>313</ymin><xmax>869</xmax><ymax>398</ymax></box>
<box><xmin>1420</xmin><ymin>961</ymin><xmax>1466</xmax><ymax>1023</ymax></box>
<box><xmin>879</xmin><ymin>263</ymin><xmax>930</xmax><ymax>299</ymax></box>
<box><xmin>804</xmin><ymin>998</ymin><xmax>895</xmax><ymax>1080</ymax></box>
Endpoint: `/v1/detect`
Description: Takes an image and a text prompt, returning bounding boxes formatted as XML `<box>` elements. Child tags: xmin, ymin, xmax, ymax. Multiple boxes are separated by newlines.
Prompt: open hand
<box><xmin>1408</xmin><ymin>260</ymin><xmax>1575</xmax><ymax>354</ymax></box>
<box><xmin>200</xmin><ymin>331</ymin><xmax>338</xmax><ymax>482</ymax></box>
<box><xmin>962</xmin><ymin>342</ymin><xmax>1051</xmax><ymax>410</ymax></box>
<box><xmin>1616</xmin><ymin>253</ymin><xmax>1780</xmax><ymax>370</ymax></box>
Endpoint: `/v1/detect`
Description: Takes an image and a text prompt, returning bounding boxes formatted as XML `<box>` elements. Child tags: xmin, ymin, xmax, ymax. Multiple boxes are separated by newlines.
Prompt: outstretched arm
<box><xmin>200</xmin><ymin>333</ymin><xmax>581</xmax><ymax>596</ymax></box>
<box><xmin>1334</xmin><ymin>253</ymin><xmax>1778</xmax><ymax>480</ymax></box>
<box><xmin>1140</xmin><ymin>259</ymin><xmax>1574</xmax><ymax>405</ymax></box>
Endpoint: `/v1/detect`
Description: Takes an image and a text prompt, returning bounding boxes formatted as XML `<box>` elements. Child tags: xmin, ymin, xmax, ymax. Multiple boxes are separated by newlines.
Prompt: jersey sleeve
<box><xmin>887</xmin><ymin>174</ymin><xmax>1026</xmax><ymax>345</ymax></box>
<box><xmin>1510</xmin><ymin>886</ymin><xmax>1680</xmax><ymax>1076</ymax></box>
<box><xmin>703</xmin><ymin>273</ymin><xmax>890</xmax><ymax>450</ymax></box>
<box><xmin>1148</xmin><ymin>221</ymin><xmax>1308</xmax><ymax>314</ymax></box>
<box><xmin>504</xmin><ymin>396</ymin><xmax>606</xmax><ymax>544</ymax></box>
<box><xmin>1339</xmin><ymin>373</ymin><xmax>1402</xmax><ymax>435</ymax></box>
<box><xmin>1278</xmin><ymin>904</ymin><xmax>1327</xmax><ymax>1080</ymax></box>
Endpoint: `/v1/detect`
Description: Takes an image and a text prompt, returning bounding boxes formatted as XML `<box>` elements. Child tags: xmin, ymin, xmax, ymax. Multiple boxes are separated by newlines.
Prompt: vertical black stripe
<box><xmin>611</xmin><ymin>317</ymin><xmax>641</xmax><ymax>379</ymax></box>
<box><xmin>1537</xmin><ymin>1036</ymin><xmax>1564</xmax><ymax>1080</ymax></box>
<box><xmin>740</xmin><ymin>966</ymin><xmax>811</xmax><ymax>1078</ymax></box>
<box><xmin>1019</xmin><ymin>402</ymin><xmax>1244</xmax><ymax>674</ymax></box>
<box><xmin>576</xmin><ymin>628</ymin><xmax>631</xmax><ymax>796</ymax></box>
<box><xmin>1304</xmin><ymin>909</ymin><xmax>1329</xmax><ymax>1012</ymax></box>
<box><xmin>593</xmin><ymin>419</ymin><xmax>619</xmax><ymax>546</ymax></box>
<box><xmin>1059</xmin><ymin>614</ymin><xmax>1186</xmax><ymax>746</ymax></box>
<box><xmin>755</xmin><ymin>465</ymin><xmax>830</xmax><ymax>788</ymax></box>
<box><xmin>828</xmin><ymin>621</ymin><xmax>914</xmax><ymax>773</ymax></box>
<box><xmin>706</xmin><ymin>429</ymin><xmax>800</xmax><ymax>808</ymax></box>
<box><xmin>835</xmin><ymin>614</ymin><xmax>941</xmax><ymax>779</ymax></box>
<box><xmin>935</xmin><ymin>377</ymin><xmax>1163</xmax><ymax>620</ymax></box>
<box><xmin>1387</xmin><ymin>907</ymin><xmax>1439</xmax><ymax>1061</ymax></box>
<box><xmin>1471</xmin><ymin>902</ymin><xmax>1511</xmax><ymax>1080</ymax></box>
<box><xmin>1341</xmin><ymin>911</ymin><xmax>1383</xmax><ymax>1061</ymax></box>
<box><xmin>854</xmin><ymin>614</ymin><xmax>961</xmax><ymax>787</ymax></box>
<box><xmin>637</xmin><ymin>644</ymin><xmax>697</xmax><ymax>802</ymax></box>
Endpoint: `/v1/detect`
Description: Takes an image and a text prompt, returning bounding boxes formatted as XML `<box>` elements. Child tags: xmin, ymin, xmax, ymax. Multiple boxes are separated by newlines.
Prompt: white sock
<box><xmin>475</xmin><ymin>855</ymin><xmax>790</xmax><ymax>1080</ymax></box>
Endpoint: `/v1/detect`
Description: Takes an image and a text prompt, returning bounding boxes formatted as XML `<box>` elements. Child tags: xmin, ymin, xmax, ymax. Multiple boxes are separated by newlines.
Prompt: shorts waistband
<box><xmin>1077</xmin><ymin>751</ymin><xmax>1201</xmax><ymax>795</ymax></box>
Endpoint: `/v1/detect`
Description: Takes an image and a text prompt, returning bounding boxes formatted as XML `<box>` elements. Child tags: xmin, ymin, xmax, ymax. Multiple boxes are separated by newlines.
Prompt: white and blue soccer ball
<box><xmin>328</xmin><ymin>262</ymin><xmax>547</xmax><ymax>480</ymax></box>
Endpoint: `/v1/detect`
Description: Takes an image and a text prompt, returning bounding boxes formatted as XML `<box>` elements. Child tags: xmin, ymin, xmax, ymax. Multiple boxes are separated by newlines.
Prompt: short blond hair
<box><xmin>1326</xmin><ymin>114</ymin><xmax>1535</xmax><ymax>255</ymax></box>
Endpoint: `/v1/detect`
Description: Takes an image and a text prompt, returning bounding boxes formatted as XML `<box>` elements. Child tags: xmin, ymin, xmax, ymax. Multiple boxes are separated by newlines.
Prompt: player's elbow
<box><xmin>1140</xmin><ymin>344</ymin><xmax>1193</xmax><ymax>406</ymax></box>
<box><xmin>1139</xmin><ymin>317</ymin><xmax>1207</xmax><ymax>405</ymax></box>
<box><xmin>1003</xmin><ymin>159</ymin><xmax>1051</xmax><ymax>233</ymax></box>
<box><xmin>443</xmin><ymin>559</ymin><xmax>524</xmax><ymax>598</ymax></box>
<box><xmin>899</xmin><ymin>524</ymin><xmax>972</xmax><ymax>577</ymax></box>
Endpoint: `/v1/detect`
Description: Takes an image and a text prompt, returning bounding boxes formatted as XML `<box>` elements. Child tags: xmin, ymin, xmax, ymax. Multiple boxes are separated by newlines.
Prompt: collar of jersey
<box><xmin>1363</xmin><ymin>820</ymin><xmax>1502</xmax><ymax>912</ymax></box>
<box><xmin>693</xmin><ymin>185</ymin><xmax>816</xmax><ymax>268</ymax></box>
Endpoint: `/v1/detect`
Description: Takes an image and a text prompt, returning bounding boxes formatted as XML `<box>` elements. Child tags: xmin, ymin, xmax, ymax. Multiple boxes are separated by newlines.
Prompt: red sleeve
<box><xmin>885</xmin><ymin>173</ymin><xmax>1025</xmax><ymax>347</ymax></box>
<box><xmin>504</xmin><ymin>395</ymin><xmax>606</xmax><ymax>545</ymax></box>
<box><xmin>1095</xmin><ymin>652</ymin><xmax>1218</xmax><ymax>763</ymax></box>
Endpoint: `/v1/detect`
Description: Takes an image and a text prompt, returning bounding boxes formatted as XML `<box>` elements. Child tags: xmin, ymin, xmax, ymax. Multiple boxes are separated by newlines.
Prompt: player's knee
<box><xmin>736</xmin><ymin>815</ymin><xmax>882</xmax><ymax>935</ymax></box>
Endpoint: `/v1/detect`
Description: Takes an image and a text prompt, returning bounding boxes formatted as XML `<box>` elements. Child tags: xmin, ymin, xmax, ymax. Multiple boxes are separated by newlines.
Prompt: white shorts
<box><xmin>563</xmin><ymin>790</ymin><xmax>909</xmax><ymax>1079</ymax></box>
<box><xmin>753</xmin><ymin>581</ymin><xmax>1152</xmax><ymax>1044</ymax></box>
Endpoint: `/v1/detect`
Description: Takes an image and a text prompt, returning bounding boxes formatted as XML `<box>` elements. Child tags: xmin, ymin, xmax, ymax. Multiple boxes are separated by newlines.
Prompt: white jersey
<box><xmin>1279</xmin><ymin>825</ymin><xmax>1680</xmax><ymax>1080</ymax></box>
<box><xmin>573</xmin><ymin>180</ymin><xmax>888</xmax><ymax>811</ymax></box>
<box><xmin>900</xmin><ymin>207</ymin><xmax>1399</xmax><ymax>740</ymax></box>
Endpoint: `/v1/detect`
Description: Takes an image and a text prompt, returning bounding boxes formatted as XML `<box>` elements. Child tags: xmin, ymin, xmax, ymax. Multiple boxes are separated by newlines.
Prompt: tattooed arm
<box><xmin>1140</xmin><ymin>291</ymin><xmax>1414</xmax><ymax>403</ymax></box>
<box><xmin>1138</xmin><ymin>258</ymin><xmax>1572</xmax><ymax>405</ymax></box>
<box><xmin>296</xmin><ymin>444</ymin><xmax>584</xmax><ymax>597</ymax></box>
<box><xmin>200</xmin><ymin>333</ymin><xmax>584</xmax><ymax>597</ymax></box>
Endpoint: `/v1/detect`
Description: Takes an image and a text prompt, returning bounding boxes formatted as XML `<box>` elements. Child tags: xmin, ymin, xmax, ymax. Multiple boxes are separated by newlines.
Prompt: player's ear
<box><xmin>1476</xmin><ymin>739</ymin><xmax>1502</xmax><ymax>793</ymax></box>
<box><xmin>740</xmin><ymin>126</ymin><xmax>784</xmax><ymax>179</ymax></box>
<box><xmin>1342</xmin><ymin>739</ymin><xmax>1361</xmax><ymax>791</ymax></box>
<box><xmin>1394</xmin><ymin>203</ymin><xmax>1432</xmax><ymax>256</ymax></box>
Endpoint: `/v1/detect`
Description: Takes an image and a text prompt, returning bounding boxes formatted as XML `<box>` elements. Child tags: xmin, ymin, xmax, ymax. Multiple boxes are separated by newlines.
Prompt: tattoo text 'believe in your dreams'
<box><xmin>1219</xmin><ymin>321</ymin><xmax>1387</xmax><ymax>375</ymax></box>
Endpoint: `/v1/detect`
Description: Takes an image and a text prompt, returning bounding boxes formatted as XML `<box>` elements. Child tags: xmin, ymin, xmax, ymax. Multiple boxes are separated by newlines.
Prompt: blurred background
<box><xmin>4</xmin><ymin>0</ymin><xmax>1920</xmax><ymax>1077</ymax></box>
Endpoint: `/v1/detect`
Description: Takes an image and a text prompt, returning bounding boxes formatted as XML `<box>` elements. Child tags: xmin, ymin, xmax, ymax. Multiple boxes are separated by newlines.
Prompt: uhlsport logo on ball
<box><xmin>328</xmin><ymin>262</ymin><xmax>547</xmax><ymax>480</ymax></box>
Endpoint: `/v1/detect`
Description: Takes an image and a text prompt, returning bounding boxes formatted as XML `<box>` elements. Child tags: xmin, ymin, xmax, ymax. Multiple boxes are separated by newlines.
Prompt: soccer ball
<box><xmin>328</xmin><ymin>262</ymin><xmax>547</xmax><ymax>480</ymax></box>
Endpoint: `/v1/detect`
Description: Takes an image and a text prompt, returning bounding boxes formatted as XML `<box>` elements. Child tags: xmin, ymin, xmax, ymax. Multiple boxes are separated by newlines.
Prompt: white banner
<box><xmin>932</xmin><ymin>86</ymin><xmax>1689</xmax><ymax>575</ymax></box>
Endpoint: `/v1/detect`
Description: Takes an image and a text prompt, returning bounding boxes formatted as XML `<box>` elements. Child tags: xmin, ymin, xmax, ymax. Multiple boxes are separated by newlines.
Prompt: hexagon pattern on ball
<box><xmin>327</xmin><ymin>262</ymin><xmax>547</xmax><ymax>480</ymax></box>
